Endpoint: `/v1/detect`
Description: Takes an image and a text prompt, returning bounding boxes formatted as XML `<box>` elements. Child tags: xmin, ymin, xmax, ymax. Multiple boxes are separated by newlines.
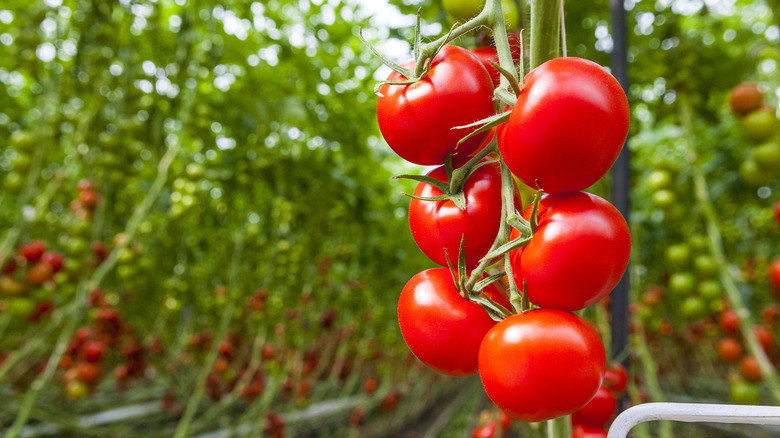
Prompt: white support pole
<box><xmin>607</xmin><ymin>402</ymin><xmax>780</xmax><ymax>438</ymax></box>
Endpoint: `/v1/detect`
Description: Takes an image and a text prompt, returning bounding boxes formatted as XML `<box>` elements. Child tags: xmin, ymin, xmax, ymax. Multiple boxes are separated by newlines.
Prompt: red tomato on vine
<box><xmin>398</xmin><ymin>268</ymin><xmax>509</xmax><ymax>377</ymax></box>
<box><xmin>377</xmin><ymin>45</ymin><xmax>495</xmax><ymax>166</ymax></box>
<box><xmin>499</xmin><ymin>57</ymin><xmax>629</xmax><ymax>194</ymax></box>
<box><xmin>478</xmin><ymin>309</ymin><xmax>606</xmax><ymax>422</ymax></box>
<box><xmin>409</xmin><ymin>160</ymin><xmax>520</xmax><ymax>269</ymax></box>
<box><xmin>509</xmin><ymin>192</ymin><xmax>630</xmax><ymax>311</ymax></box>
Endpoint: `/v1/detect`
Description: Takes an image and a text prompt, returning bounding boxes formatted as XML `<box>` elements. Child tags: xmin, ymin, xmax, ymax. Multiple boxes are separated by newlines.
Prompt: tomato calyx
<box><xmin>396</xmin><ymin>155</ymin><xmax>497</xmax><ymax>211</ymax></box>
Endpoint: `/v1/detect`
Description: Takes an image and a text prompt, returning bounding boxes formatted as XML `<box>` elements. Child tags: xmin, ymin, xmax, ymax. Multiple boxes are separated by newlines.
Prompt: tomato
<box><xmin>398</xmin><ymin>268</ymin><xmax>509</xmax><ymax>377</ymax></box>
<box><xmin>753</xmin><ymin>325</ymin><xmax>774</xmax><ymax>353</ymax></box>
<box><xmin>652</xmin><ymin>189</ymin><xmax>676</xmax><ymax>207</ymax></box>
<box><xmin>769</xmin><ymin>258</ymin><xmax>780</xmax><ymax>290</ymax></box>
<box><xmin>471</xmin><ymin>421</ymin><xmax>497</xmax><ymax>438</ymax></box>
<box><xmin>0</xmin><ymin>275</ymin><xmax>26</xmax><ymax>296</ymax></box>
<box><xmin>377</xmin><ymin>45</ymin><xmax>495</xmax><ymax>166</ymax></box>
<box><xmin>19</xmin><ymin>240</ymin><xmax>47</xmax><ymax>263</ymax></box>
<box><xmin>83</xmin><ymin>340</ymin><xmax>106</xmax><ymax>363</ymax></box>
<box><xmin>499</xmin><ymin>57</ymin><xmax>629</xmax><ymax>194</ymax></box>
<box><xmin>716</xmin><ymin>337</ymin><xmax>742</xmax><ymax>363</ymax></box>
<box><xmin>740</xmin><ymin>159</ymin><xmax>773</xmax><ymax>186</ymax></box>
<box><xmin>668</xmin><ymin>272</ymin><xmax>695</xmax><ymax>295</ymax></box>
<box><xmin>694</xmin><ymin>254</ymin><xmax>717</xmax><ymax>276</ymax></box>
<box><xmin>681</xmin><ymin>296</ymin><xmax>707</xmax><ymax>319</ymax></box>
<box><xmin>647</xmin><ymin>169</ymin><xmax>672</xmax><ymax>190</ymax></box>
<box><xmin>27</xmin><ymin>262</ymin><xmax>55</xmax><ymax>286</ymax></box>
<box><xmin>719</xmin><ymin>309</ymin><xmax>740</xmax><ymax>334</ymax></box>
<box><xmin>739</xmin><ymin>356</ymin><xmax>763</xmax><ymax>383</ymax></box>
<box><xmin>478</xmin><ymin>309</ymin><xmax>606</xmax><ymax>422</ymax></box>
<box><xmin>65</xmin><ymin>380</ymin><xmax>89</xmax><ymax>400</ymax></box>
<box><xmin>442</xmin><ymin>0</ymin><xmax>484</xmax><ymax>21</ymax></box>
<box><xmin>572</xmin><ymin>424</ymin><xmax>608</xmax><ymax>438</ymax></box>
<box><xmin>571</xmin><ymin>386</ymin><xmax>617</xmax><ymax>428</ymax></box>
<box><xmin>775</xmin><ymin>200</ymin><xmax>780</xmax><ymax>225</ymax></box>
<box><xmin>729</xmin><ymin>83</ymin><xmax>763</xmax><ymax>115</ymax></box>
<box><xmin>76</xmin><ymin>362</ymin><xmax>102</xmax><ymax>383</ymax></box>
<box><xmin>753</xmin><ymin>141</ymin><xmax>780</xmax><ymax>170</ymax></box>
<box><xmin>697</xmin><ymin>280</ymin><xmax>721</xmax><ymax>299</ymax></box>
<box><xmin>409</xmin><ymin>161</ymin><xmax>519</xmax><ymax>269</ymax></box>
<box><xmin>40</xmin><ymin>251</ymin><xmax>64</xmax><ymax>273</ymax></box>
<box><xmin>741</xmin><ymin>109</ymin><xmax>775</xmax><ymax>142</ymax></box>
<box><xmin>664</xmin><ymin>243</ymin><xmax>691</xmax><ymax>266</ymax></box>
<box><xmin>603</xmin><ymin>361</ymin><xmax>628</xmax><ymax>394</ymax></box>
<box><xmin>509</xmin><ymin>192</ymin><xmax>630</xmax><ymax>311</ymax></box>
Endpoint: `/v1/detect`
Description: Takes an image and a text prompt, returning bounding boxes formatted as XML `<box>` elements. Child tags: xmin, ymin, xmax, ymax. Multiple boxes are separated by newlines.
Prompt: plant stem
<box><xmin>545</xmin><ymin>416</ymin><xmax>570</xmax><ymax>438</ymax></box>
<box><xmin>633</xmin><ymin>322</ymin><xmax>674</xmax><ymax>438</ymax></box>
<box><xmin>529</xmin><ymin>0</ymin><xmax>560</xmax><ymax>69</ymax></box>
<box><xmin>678</xmin><ymin>93</ymin><xmax>780</xmax><ymax>402</ymax></box>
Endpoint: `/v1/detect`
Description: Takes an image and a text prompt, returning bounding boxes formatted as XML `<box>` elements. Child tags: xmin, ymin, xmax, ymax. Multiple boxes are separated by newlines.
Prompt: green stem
<box><xmin>678</xmin><ymin>94</ymin><xmax>780</xmax><ymax>402</ymax></box>
<box><xmin>633</xmin><ymin>322</ymin><xmax>673</xmax><ymax>438</ymax></box>
<box><xmin>489</xmin><ymin>0</ymin><xmax>518</xmax><ymax>86</ymax></box>
<box><xmin>529</xmin><ymin>0</ymin><xmax>560</xmax><ymax>69</ymax></box>
<box><xmin>545</xmin><ymin>416</ymin><xmax>570</xmax><ymax>438</ymax></box>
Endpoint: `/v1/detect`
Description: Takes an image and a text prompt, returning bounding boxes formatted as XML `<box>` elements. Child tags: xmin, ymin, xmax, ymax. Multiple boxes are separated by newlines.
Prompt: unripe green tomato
<box><xmin>7</xmin><ymin>297</ymin><xmax>35</xmax><ymax>317</ymax></box>
<box><xmin>65</xmin><ymin>380</ymin><xmax>89</xmax><ymax>400</ymax></box>
<box><xmin>693</xmin><ymin>254</ymin><xmax>717</xmax><ymax>275</ymax></box>
<box><xmin>753</xmin><ymin>141</ymin><xmax>780</xmax><ymax>170</ymax></box>
<box><xmin>741</xmin><ymin>110</ymin><xmax>775</xmax><ymax>142</ymax></box>
<box><xmin>688</xmin><ymin>235</ymin><xmax>709</xmax><ymax>252</ymax></box>
<box><xmin>10</xmin><ymin>152</ymin><xmax>31</xmax><ymax>171</ymax></box>
<box><xmin>65</xmin><ymin>237</ymin><xmax>88</xmax><ymax>255</ymax></box>
<box><xmin>740</xmin><ymin>159</ymin><xmax>773</xmax><ymax>186</ymax></box>
<box><xmin>653</xmin><ymin>189</ymin><xmax>676</xmax><ymax>207</ymax></box>
<box><xmin>5</xmin><ymin>172</ymin><xmax>24</xmax><ymax>191</ymax></box>
<box><xmin>709</xmin><ymin>298</ymin><xmax>724</xmax><ymax>313</ymax></box>
<box><xmin>665</xmin><ymin>243</ymin><xmax>691</xmax><ymax>266</ymax></box>
<box><xmin>669</xmin><ymin>272</ymin><xmax>696</xmax><ymax>295</ymax></box>
<box><xmin>502</xmin><ymin>0</ymin><xmax>519</xmax><ymax>32</ymax></box>
<box><xmin>442</xmin><ymin>0</ymin><xmax>484</xmax><ymax>21</ymax></box>
<box><xmin>117</xmin><ymin>247</ymin><xmax>135</xmax><ymax>264</ymax></box>
<box><xmin>698</xmin><ymin>279</ymin><xmax>722</xmax><ymax>299</ymax></box>
<box><xmin>681</xmin><ymin>296</ymin><xmax>707</xmax><ymax>319</ymax></box>
<box><xmin>117</xmin><ymin>264</ymin><xmax>135</xmax><ymax>279</ymax></box>
<box><xmin>647</xmin><ymin>169</ymin><xmax>672</xmax><ymax>190</ymax></box>
<box><xmin>730</xmin><ymin>381</ymin><xmax>760</xmax><ymax>405</ymax></box>
<box><xmin>10</xmin><ymin>130</ymin><xmax>35</xmax><ymax>151</ymax></box>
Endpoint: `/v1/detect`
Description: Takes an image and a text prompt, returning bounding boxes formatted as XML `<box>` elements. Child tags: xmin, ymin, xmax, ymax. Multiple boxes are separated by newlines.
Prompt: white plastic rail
<box><xmin>607</xmin><ymin>402</ymin><xmax>780</xmax><ymax>438</ymax></box>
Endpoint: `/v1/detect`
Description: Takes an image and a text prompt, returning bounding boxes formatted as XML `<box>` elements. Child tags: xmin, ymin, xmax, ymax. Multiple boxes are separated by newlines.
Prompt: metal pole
<box><xmin>609</xmin><ymin>0</ymin><xmax>631</xmax><ymax>414</ymax></box>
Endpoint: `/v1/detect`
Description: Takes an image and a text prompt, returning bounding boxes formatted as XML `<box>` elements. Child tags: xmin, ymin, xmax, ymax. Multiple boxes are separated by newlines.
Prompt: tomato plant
<box><xmin>509</xmin><ymin>192</ymin><xmax>630</xmax><ymax>311</ymax></box>
<box><xmin>397</xmin><ymin>268</ymin><xmax>509</xmax><ymax>376</ymax></box>
<box><xmin>478</xmin><ymin>309</ymin><xmax>605</xmax><ymax>422</ymax></box>
<box><xmin>377</xmin><ymin>45</ymin><xmax>495</xmax><ymax>166</ymax></box>
<box><xmin>408</xmin><ymin>160</ymin><xmax>519</xmax><ymax>268</ymax></box>
<box><xmin>499</xmin><ymin>57</ymin><xmax>629</xmax><ymax>194</ymax></box>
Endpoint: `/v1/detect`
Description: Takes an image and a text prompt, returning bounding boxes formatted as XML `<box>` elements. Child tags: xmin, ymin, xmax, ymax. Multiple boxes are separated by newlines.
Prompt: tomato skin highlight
<box><xmin>478</xmin><ymin>309</ymin><xmax>606</xmax><ymax>422</ymax></box>
<box><xmin>398</xmin><ymin>268</ymin><xmax>509</xmax><ymax>377</ymax></box>
<box><xmin>510</xmin><ymin>192</ymin><xmax>631</xmax><ymax>311</ymax></box>
<box><xmin>409</xmin><ymin>161</ymin><xmax>519</xmax><ymax>269</ymax></box>
<box><xmin>499</xmin><ymin>57</ymin><xmax>629</xmax><ymax>194</ymax></box>
<box><xmin>377</xmin><ymin>45</ymin><xmax>495</xmax><ymax>166</ymax></box>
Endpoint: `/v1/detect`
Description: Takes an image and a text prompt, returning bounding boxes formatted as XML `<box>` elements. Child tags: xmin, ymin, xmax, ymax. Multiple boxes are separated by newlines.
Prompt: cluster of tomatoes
<box><xmin>375</xmin><ymin>9</ymin><xmax>631</xmax><ymax>420</ymax></box>
<box><xmin>1</xmin><ymin>240</ymin><xmax>65</xmax><ymax>318</ymax></box>
<box><xmin>728</xmin><ymin>83</ymin><xmax>780</xmax><ymax>186</ymax></box>
<box><xmin>58</xmin><ymin>289</ymin><xmax>152</xmax><ymax>399</ymax></box>
<box><xmin>569</xmin><ymin>362</ymin><xmax>627</xmax><ymax>438</ymax></box>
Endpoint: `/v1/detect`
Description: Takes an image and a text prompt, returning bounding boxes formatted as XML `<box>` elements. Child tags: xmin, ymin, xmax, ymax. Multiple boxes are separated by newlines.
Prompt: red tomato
<box><xmin>398</xmin><ymin>268</ymin><xmax>509</xmax><ymax>377</ymax></box>
<box><xmin>753</xmin><ymin>326</ymin><xmax>775</xmax><ymax>353</ymax></box>
<box><xmin>19</xmin><ymin>240</ymin><xmax>47</xmax><ymax>263</ymax></box>
<box><xmin>471</xmin><ymin>421</ymin><xmax>497</xmax><ymax>438</ymax></box>
<box><xmin>719</xmin><ymin>309</ymin><xmax>740</xmax><ymax>334</ymax></box>
<box><xmin>729</xmin><ymin>83</ymin><xmax>763</xmax><ymax>116</ymax></box>
<box><xmin>603</xmin><ymin>361</ymin><xmax>628</xmax><ymax>394</ymax></box>
<box><xmin>499</xmin><ymin>57</ymin><xmax>629</xmax><ymax>194</ymax></box>
<box><xmin>769</xmin><ymin>258</ymin><xmax>780</xmax><ymax>290</ymax></box>
<box><xmin>572</xmin><ymin>424</ymin><xmax>609</xmax><ymax>438</ymax></box>
<box><xmin>377</xmin><ymin>45</ymin><xmax>495</xmax><ymax>165</ymax></box>
<box><xmin>41</xmin><ymin>251</ymin><xmax>64</xmax><ymax>273</ymax></box>
<box><xmin>716</xmin><ymin>337</ymin><xmax>742</xmax><ymax>363</ymax></box>
<box><xmin>478</xmin><ymin>309</ymin><xmax>606</xmax><ymax>422</ymax></box>
<box><xmin>27</xmin><ymin>262</ymin><xmax>55</xmax><ymax>285</ymax></box>
<box><xmin>471</xmin><ymin>34</ymin><xmax>521</xmax><ymax>87</ymax></box>
<box><xmin>83</xmin><ymin>341</ymin><xmax>106</xmax><ymax>363</ymax></box>
<box><xmin>509</xmin><ymin>192</ymin><xmax>630</xmax><ymax>311</ymax></box>
<box><xmin>774</xmin><ymin>200</ymin><xmax>780</xmax><ymax>225</ymax></box>
<box><xmin>739</xmin><ymin>356</ymin><xmax>763</xmax><ymax>383</ymax></box>
<box><xmin>572</xmin><ymin>386</ymin><xmax>617</xmax><ymax>428</ymax></box>
<box><xmin>409</xmin><ymin>161</ymin><xmax>519</xmax><ymax>269</ymax></box>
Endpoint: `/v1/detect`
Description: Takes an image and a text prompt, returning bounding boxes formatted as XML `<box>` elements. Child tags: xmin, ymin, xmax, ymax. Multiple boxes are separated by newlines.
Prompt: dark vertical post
<box><xmin>609</xmin><ymin>0</ymin><xmax>631</xmax><ymax>412</ymax></box>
